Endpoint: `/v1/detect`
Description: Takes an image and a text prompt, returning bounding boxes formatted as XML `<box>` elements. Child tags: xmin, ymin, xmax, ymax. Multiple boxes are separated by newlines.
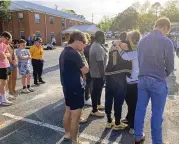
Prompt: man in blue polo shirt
<box><xmin>59</xmin><ymin>31</ymin><xmax>89</xmax><ymax>144</ymax></box>
<box><xmin>135</xmin><ymin>17</ymin><xmax>174</xmax><ymax>144</ymax></box>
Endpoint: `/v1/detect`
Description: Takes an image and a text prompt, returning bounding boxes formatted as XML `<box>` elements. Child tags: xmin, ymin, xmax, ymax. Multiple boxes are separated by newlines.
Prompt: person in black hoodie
<box><xmin>105</xmin><ymin>40</ymin><xmax>132</xmax><ymax>130</ymax></box>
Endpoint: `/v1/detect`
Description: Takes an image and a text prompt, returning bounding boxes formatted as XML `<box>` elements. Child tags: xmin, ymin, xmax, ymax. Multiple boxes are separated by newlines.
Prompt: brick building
<box><xmin>1</xmin><ymin>1</ymin><xmax>90</xmax><ymax>45</ymax></box>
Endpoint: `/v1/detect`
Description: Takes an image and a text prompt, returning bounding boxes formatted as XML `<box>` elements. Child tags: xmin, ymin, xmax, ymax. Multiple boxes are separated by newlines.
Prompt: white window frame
<box><xmin>20</xmin><ymin>31</ymin><xmax>25</xmax><ymax>39</ymax></box>
<box><xmin>18</xmin><ymin>13</ymin><xmax>23</xmax><ymax>23</ymax></box>
<box><xmin>35</xmin><ymin>31</ymin><xmax>41</xmax><ymax>38</ymax></box>
<box><xmin>50</xmin><ymin>17</ymin><xmax>54</xmax><ymax>24</ymax></box>
<box><xmin>61</xmin><ymin>18</ymin><xmax>66</xmax><ymax>27</ymax></box>
<box><xmin>35</xmin><ymin>14</ymin><xmax>40</xmax><ymax>23</ymax></box>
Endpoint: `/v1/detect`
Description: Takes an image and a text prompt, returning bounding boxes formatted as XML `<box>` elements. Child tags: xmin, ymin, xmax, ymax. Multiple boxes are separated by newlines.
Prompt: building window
<box><xmin>50</xmin><ymin>17</ymin><xmax>54</xmax><ymax>24</ymax></box>
<box><xmin>50</xmin><ymin>32</ymin><xmax>55</xmax><ymax>39</ymax></box>
<box><xmin>61</xmin><ymin>18</ymin><xmax>66</xmax><ymax>27</ymax></box>
<box><xmin>35</xmin><ymin>31</ymin><xmax>41</xmax><ymax>38</ymax></box>
<box><xmin>35</xmin><ymin>14</ymin><xmax>40</xmax><ymax>23</ymax></box>
<box><xmin>69</xmin><ymin>20</ymin><xmax>73</xmax><ymax>26</ymax></box>
<box><xmin>20</xmin><ymin>31</ymin><xmax>25</xmax><ymax>39</ymax></box>
<box><xmin>18</xmin><ymin>13</ymin><xmax>23</xmax><ymax>23</ymax></box>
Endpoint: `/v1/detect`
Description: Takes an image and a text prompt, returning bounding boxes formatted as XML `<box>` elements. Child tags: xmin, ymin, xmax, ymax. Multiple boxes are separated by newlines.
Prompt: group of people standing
<box><xmin>0</xmin><ymin>32</ymin><xmax>45</xmax><ymax>106</ymax></box>
<box><xmin>59</xmin><ymin>17</ymin><xmax>174</xmax><ymax>144</ymax></box>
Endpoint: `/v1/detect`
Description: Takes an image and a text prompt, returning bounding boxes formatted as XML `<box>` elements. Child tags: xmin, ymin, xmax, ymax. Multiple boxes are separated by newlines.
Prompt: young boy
<box><xmin>16</xmin><ymin>39</ymin><xmax>34</xmax><ymax>93</ymax></box>
<box><xmin>0</xmin><ymin>31</ymin><xmax>13</xmax><ymax>106</ymax></box>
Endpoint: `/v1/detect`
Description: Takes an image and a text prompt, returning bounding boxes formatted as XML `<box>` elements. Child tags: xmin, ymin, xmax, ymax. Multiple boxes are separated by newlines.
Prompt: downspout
<box><xmin>45</xmin><ymin>13</ymin><xmax>47</xmax><ymax>44</ymax></box>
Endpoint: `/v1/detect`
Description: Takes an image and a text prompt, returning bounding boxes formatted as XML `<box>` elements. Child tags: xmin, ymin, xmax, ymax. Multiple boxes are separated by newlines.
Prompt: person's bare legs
<box><xmin>0</xmin><ymin>80</ymin><xmax>6</xmax><ymax>96</ymax></box>
<box><xmin>22</xmin><ymin>75</ymin><xmax>27</xmax><ymax>87</ymax></box>
<box><xmin>71</xmin><ymin>108</ymin><xmax>82</xmax><ymax>144</ymax></box>
<box><xmin>5</xmin><ymin>76</ymin><xmax>9</xmax><ymax>93</ymax></box>
<box><xmin>27</xmin><ymin>75</ymin><xmax>31</xmax><ymax>86</ymax></box>
<box><xmin>8</xmin><ymin>73</ymin><xmax>13</xmax><ymax>94</ymax></box>
<box><xmin>63</xmin><ymin>106</ymin><xmax>71</xmax><ymax>138</ymax></box>
<box><xmin>11</xmin><ymin>69</ymin><xmax>17</xmax><ymax>93</ymax></box>
<box><xmin>0</xmin><ymin>79</ymin><xmax>8</xmax><ymax>103</ymax></box>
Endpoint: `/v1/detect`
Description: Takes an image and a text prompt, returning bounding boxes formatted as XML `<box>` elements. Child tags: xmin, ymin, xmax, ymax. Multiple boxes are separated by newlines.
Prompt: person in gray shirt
<box><xmin>89</xmin><ymin>31</ymin><xmax>108</xmax><ymax>117</ymax></box>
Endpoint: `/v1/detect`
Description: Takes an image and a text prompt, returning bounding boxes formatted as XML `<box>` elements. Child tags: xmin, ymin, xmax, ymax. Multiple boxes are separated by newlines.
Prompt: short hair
<box><xmin>84</xmin><ymin>32</ymin><xmax>91</xmax><ymax>44</ymax></box>
<box><xmin>154</xmin><ymin>17</ymin><xmax>171</xmax><ymax>30</ymax></box>
<box><xmin>131</xmin><ymin>31</ymin><xmax>141</xmax><ymax>45</ymax></box>
<box><xmin>1</xmin><ymin>31</ymin><xmax>12</xmax><ymax>41</ymax></box>
<box><xmin>95</xmin><ymin>31</ymin><xmax>104</xmax><ymax>43</ymax></box>
<box><xmin>68</xmin><ymin>31</ymin><xmax>86</xmax><ymax>44</ymax></box>
<box><xmin>19</xmin><ymin>39</ymin><xmax>27</xmax><ymax>44</ymax></box>
<box><xmin>119</xmin><ymin>32</ymin><xmax>127</xmax><ymax>41</ymax></box>
<box><xmin>35</xmin><ymin>37</ymin><xmax>42</xmax><ymax>42</ymax></box>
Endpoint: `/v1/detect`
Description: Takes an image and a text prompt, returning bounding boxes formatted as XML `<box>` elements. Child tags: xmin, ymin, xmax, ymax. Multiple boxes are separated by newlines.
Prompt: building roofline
<box><xmin>9</xmin><ymin>9</ymin><xmax>88</xmax><ymax>23</ymax></box>
<box><xmin>9</xmin><ymin>1</ymin><xmax>90</xmax><ymax>23</ymax></box>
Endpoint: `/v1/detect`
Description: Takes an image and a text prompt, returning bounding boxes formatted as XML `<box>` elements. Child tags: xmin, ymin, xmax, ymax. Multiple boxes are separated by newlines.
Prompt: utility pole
<box><xmin>92</xmin><ymin>13</ymin><xmax>93</xmax><ymax>23</ymax></box>
<box><xmin>54</xmin><ymin>4</ymin><xmax>58</xmax><ymax>10</ymax></box>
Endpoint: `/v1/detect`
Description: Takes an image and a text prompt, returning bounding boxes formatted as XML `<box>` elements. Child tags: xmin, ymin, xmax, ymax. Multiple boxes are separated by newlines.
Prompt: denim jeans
<box><xmin>134</xmin><ymin>76</ymin><xmax>168</xmax><ymax>144</ymax></box>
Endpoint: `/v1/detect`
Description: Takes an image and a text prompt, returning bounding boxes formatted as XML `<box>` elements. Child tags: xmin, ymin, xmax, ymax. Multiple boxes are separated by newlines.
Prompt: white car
<box><xmin>43</xmin><ymin>44</ymin><xmax>55</xmax><ymax>50</ymax></box>
<box><xmin>106</xmin><ymin>32</ymin><xmax>113</xmax><ymax>38</ymax></box>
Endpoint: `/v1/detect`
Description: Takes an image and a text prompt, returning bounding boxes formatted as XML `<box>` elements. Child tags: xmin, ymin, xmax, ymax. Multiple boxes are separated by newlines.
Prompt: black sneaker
<box><xmin>39</xmin><ymin>80</ymin><xmax>45</xmax><ymax>84</ymax></box>
<box><xmin>34</xmin><ymin>82</ymin><xmax>40</xmax><ymax>86</ymax></box>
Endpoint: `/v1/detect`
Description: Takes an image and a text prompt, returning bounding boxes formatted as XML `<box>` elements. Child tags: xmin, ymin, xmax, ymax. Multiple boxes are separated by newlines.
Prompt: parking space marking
<box><xmin>53</xmin><ymin>101</ymin><xmax>64</xmax><ymax>109</ymax></box>
<box><xmin>0</xmin><ymin>128</ymin><xmax>20</xmax><ymax>140</ymax></box>
<box><xmin>2</xmin><ymin>113</ymin><xmax>118</xmax><ymax>144</ymax></box>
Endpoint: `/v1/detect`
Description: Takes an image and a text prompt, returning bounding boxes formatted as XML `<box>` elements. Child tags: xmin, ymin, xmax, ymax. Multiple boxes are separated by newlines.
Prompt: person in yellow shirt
<box><xmin>30</xmin><ymin>37</ymin><xmax>45</xmax><ymax>85</ymax></box>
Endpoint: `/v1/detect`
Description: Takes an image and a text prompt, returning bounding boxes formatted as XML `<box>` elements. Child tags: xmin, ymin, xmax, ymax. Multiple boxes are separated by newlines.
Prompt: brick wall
<box><xmin>2</xmin><ymin>10</ymin><xmax>89</xmax><ymax>45</ymax></box>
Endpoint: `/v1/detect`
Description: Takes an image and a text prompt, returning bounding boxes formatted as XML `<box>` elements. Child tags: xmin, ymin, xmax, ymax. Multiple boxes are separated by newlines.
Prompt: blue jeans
<box><xmin>134</xmin><ymin>76</ymin><xmax>168</xmax><ymax>144</ymax></box>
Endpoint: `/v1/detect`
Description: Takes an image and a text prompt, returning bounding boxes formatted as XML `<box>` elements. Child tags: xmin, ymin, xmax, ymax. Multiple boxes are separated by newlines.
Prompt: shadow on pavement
<box><xmin>0</xmin><ymin>98</ymin><xmax>135</xmax><ymax>144</ymax></box>
<box><xmin>167</xmin><ymin>72</ymin><xmax>179</xmax><ymax>99</ymax></box>
<box><xmin>43</xmin><ymin>64</ymin><xmax>59</xmax><ymax>75</ymax></box>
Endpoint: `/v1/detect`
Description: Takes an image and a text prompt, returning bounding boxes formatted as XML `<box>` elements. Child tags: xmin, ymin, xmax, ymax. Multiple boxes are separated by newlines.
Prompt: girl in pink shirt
<box><xmin>0</xmin><ymin>31</ymin><xmax>12</xmax><ymax>106</ymax></box>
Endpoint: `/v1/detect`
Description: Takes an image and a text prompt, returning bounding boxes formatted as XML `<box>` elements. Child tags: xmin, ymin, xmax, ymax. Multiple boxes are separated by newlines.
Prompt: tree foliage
<box><xmin>160</xmin><ymin>0</ymin><xmax>179</xmax><ymax>22</ymax></box>
<box><xmin>0</xmin><ymin>1</ymin><xmax>11</xmax><ymax>20</ymax></box>
<box><xmin>98</xmin><ymin>0</ymin><xmax>179</xmax><ymax>33</ymax></box>
<box><xmin>98</xmin><ymin>16</ymin><xmax>113</xmax><ymax>32</ymax></box>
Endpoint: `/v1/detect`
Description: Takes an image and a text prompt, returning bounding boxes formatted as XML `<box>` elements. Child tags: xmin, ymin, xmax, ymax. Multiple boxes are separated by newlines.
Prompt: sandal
<box><xmin>63</xmin><ymin>136</ymin><xmax>71</xmax><ymax>141</ymax></box>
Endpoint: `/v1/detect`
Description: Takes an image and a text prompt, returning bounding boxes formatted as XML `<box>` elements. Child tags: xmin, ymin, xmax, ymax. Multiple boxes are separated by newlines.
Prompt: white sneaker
<box><xmin>28</xmin><ymin>87</ymin><xmax>35</xmax><ymax>92</ymax></box>
<box><xmin>7</xmin><ymin>95</ymin><xmax>16</xmax><ymax>101</ymax></box>
<box><xmin>21</xmin><ymin>88</ymin><xmax>30</xmax><ymax>94</ymax></box>
<box><xmin>85</xmin><ymin>99</ymin><xmax>92</xmax><ymax>106</ymax></box>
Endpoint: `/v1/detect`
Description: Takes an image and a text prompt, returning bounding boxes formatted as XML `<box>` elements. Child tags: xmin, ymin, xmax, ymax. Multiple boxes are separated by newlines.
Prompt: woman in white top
<box><xmin>116</xmin><ymin>31</ymin><xmax>141</xmax><ymax>134</ymax></box>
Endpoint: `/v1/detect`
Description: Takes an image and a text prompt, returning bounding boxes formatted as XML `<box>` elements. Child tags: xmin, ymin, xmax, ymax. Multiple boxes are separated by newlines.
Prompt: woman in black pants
<box><xmin>30</xmin><ymin>37</ymin><xmax>45</xmax><ymax>85</ymax></box>
<box><xmin>120</xmin><ymin>31</ymin><xmax>141</xmax><ymax>134</ymax></box>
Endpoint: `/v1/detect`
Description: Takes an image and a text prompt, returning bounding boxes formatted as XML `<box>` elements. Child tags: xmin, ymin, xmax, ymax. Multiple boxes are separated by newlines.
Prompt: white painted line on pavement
<box><xmin>53</xmin><ymin>101</ymin><xmax>64</xmax><ymax>109</ymax></box>
<box><xmin>0</xmin><ymin>128</ymin><xmax>20</xmax><ymax>140</ymax></box>
<box><xmin>2</xmin><ymin>113</ymin><xmax>65</xmax><ymax>132</ymax></box>
<box><xmin>2</xmin><ymin>113</ymin><xmax>118</xmax><ymax>144</ymax></box>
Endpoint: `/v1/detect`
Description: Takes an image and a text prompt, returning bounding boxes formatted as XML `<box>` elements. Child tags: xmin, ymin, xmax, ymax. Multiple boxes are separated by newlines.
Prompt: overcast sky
<box><xmin>24</xmin><ymin>0</ymin><xmax>168</xmax><ymax>23</ymax></box>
